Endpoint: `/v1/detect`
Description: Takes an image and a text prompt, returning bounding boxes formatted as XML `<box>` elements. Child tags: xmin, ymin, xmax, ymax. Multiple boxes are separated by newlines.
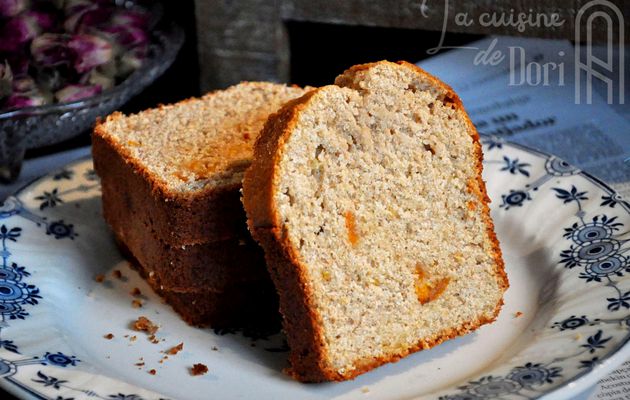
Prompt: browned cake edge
<box><xmin>242</xmin><ymin>61</ymin><xmax>508</xmax><ymax>382</ymax></box>
<box><xmin>111</xmin><ymin>222</ymin><xmax>270</xmax><ymax>291</ymax></box>
<box><xmin>93</xmin><ymin>122</ymin><xmax>250</xmax><ymax>246</ymax></box>
<box><xmin>117</xmin><ymin>238</ymin><xmax>281</xmax><ymax>329</ymax></box>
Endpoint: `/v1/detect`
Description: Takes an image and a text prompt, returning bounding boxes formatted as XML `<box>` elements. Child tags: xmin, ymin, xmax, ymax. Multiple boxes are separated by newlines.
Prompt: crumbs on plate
<box><xmin>132</xmin><ymin>316</ymin><xmax>159</xmax><ymax>335</ymax></box>
<box><xmin>166</xmin><ymin>342</ymin><xmax>184</xmax><ymax>355</ymax></box>
<box><xmin>191</xmin><ymin>363</ymin><xmax>208</xmax><ymax>376</ymax></box>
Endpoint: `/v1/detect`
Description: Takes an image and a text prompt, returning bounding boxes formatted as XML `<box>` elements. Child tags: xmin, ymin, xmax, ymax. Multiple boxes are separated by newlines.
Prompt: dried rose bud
<box><xmin>0</xmin><ymin>60</ymin><xmax>13</xmax><ymax>99</ymax></box>
<box><xmin>82</xmin><ymin>69</ymin><xmax>113</xmax><ymax>90</ymax></box>
<box><xmin>64</xmin><ymin>2</ymin><xmax>112</xmax><ymax>33</ymax></box>
<box><xmin>100</xmin><ymin>25</ymin><xmax>148</xmax><ymax>50</ymax></box>
<box><xmin>0</xmin><ymin>0</ymin><xmax>28</xmax><ymax>18</ymax></box>
<box><xmin>117</xmin><ymin>45</ymin><xmax>146</xmax><ymax>77</ymax></box>
<box><xmin>5</xmin><ymin>54</ymin><xmax>29</xmax><ymax>77</ymax></box>
<box><xmin>64</xmin><ymin>0</ymin><xmax>108</xmax><ymax>15</ymax></box>
<box><xmin>12</xmin><ymin>75</ymin><xmax>36</xmax><ymax>92</ymax></box>
<box><xmin>0</xmin><ymin>13</ymin><xmax>41</xmax><ymax>52</ymax></box>
<box><xmin>54</xmin><ymin>83</ymin><xmax>101</xmax><ymax>103</ymax></box>
<box><xmin>23</xmin><ymin>10</ymin><xmax>56</xmax><ymax>32</ymax></box>
<box><xmin>31</xmin><ymin>33</ymin><xmax>72</xmax><ymax>68</ymax></box>
<box><xmin>4</xmin><ymin>90</ymin><xmax>48</xmax><ymax>109</ymax></box>
<box><xmin>110</xmin><ymin>9</ymin><xmax>149</xmax><ymax>29</ymax></box>
<box><xmin>69</xmin><ymin>34</ymin><xmax>112</xmax><ymax>73</ymax></box>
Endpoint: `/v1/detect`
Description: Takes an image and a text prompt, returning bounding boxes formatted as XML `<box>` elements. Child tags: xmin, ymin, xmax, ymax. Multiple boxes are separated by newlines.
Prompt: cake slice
<box><xmin>242</xmin><ymin>61</ymin><xmax>508</xmax><ymax>381</ymax></box>
<box><xmin>94</xmin><ymin>82</ymin><xmax>309</xmax><ymax>246</ymax></box>
<box><xmin>93</xmin><ymin>82</ymin><xmax>308</xmax><ymax>327</ymax></box>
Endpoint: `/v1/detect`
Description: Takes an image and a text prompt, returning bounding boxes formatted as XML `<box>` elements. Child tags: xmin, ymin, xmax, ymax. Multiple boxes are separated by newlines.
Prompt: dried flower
<box><xmin>63</xmin><ymin>1</ymin><xmax>111</xmax><ymax>33</ymax></box>
<box><xmin>110</xmin><ymin>9</ymin><xmax>149</xmax><ymax>30</ymax></box>
<box><xmin>118</xmin><ymin>45</ymin><xmax>146</xmax><ymax>78</ymax></box>
<box><xmin>0</xmin><ymin>0</ymin><xmax>152</xmax><ymax>111</ymax></box>
<box><xmin>0</xmin><ymin>13</ymin><xmax>41</xmax><ymax>52</ymax></box>
<box><xmin>69</xmin><ymin>33</ymin><xmax>112</xmax><ymax>73</ymax></box>
<box><xmin>4</xmin><ymin>90</ymin><xmax>47</xmax><ymax>108</ymax></box>
<box><xmin>23</xmin><ymin>10</ymin><xmax>56</xmax><ymax>32</ymax></box>
<box><xmin>101</xmin><ymin>25</ymin><xmax>148</xmax><ymax>49</ymax></box>
<box><xmin>4</xmin><ymin>54</ymin><xmax>29</xmax><ymax>77</ymax></box>
<box><xmin>0</xmin><ymin>0</ymin><xmax>28</xmax><ymax>18</ymax></box>
<box><xmin>12</xmin><ymin>75</ymin><xmax>36</xmax><ymax>92</ymax></box>
<box><xmin>0</xmin><ymin>61</ymin><xmax>13</xmax><ymax>99</ymax></box>
<box><xmin>81</xmin><ymin>69</ymin><xmax>113</xmax><ymax>90</ymax></box>
<box><xmin>30</xmin><ymin>33</ymin><xmax>72</xmax><ymax>67</ymax></box>
<box><xmin>54</xmin><ymin>83</ymin><xmax>101</xmax><ymax>103</ymax></box>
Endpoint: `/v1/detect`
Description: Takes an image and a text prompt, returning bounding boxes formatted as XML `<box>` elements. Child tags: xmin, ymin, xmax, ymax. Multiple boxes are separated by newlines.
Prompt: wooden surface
<box><xmin>195</xmin><ymin>0</ymin><xmax>629</xmax><ymax>90</ymax></box>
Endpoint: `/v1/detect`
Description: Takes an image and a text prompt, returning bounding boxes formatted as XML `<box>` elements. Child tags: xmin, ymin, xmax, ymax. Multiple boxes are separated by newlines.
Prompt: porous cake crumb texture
<box><xmin>98</xmin><ymin>82</ymin><xmax>306</xmax><ymax>193</ymax></box>
<box><xmin>244</xmin><ymin>61</ymin><xmax>507</xmax><ymax>381</ymax></box>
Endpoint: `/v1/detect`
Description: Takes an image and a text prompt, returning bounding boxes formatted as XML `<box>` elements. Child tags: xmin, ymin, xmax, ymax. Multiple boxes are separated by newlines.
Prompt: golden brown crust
<box><xmin>93</xmin><ymin>121</ymin><xmax>250</xmax><ymax>246</ymax></box>
<box><xmin>244</xmin><ymin>90</ymin><xmax>332</xmax><ymax>381</ymax></box>
<box><xmin>243</xmin><ymin>61</ymin><xmax>508</xmax><ymax>382</ymax></box>
<box><xmin>110</xmin><ymin>224</ymin><xmax>268</xmax><ymax>292</ymax></box>
<box><xmin>118</xmin><ymin>238</ymin><xmax>280</xmax><ymax>329</ymax></box>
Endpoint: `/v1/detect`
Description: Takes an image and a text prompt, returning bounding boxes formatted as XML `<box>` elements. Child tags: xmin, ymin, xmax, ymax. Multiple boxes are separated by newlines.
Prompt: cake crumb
<box><xmin>211</xmin><ymin>346</ymin><xmax>218</xmax><ymax>351</ymax></box>
<box><xmin>132</xmin><ymin>316</ymin><xmax>159</xmax><ymax>334</ymax></box>
<box><xmin>94</xmin><ymin>274</ymin><xmax>105</xmax><ymax>283</ymax></box>
<box><xmin>166</xmin><ymin>342</ymin><xmax>184</xmax><ymax>355</ymax></box>
<box><xmin>135</xmin><ymin>362</ymin><xmax>145</xmax><ymax>367</ymax></box>
<box><xmin>112</xmin><ymin>269</ymin><xmax>123</xmax><ymax>279</ymax></box>
<box><xmin>514</xmin><ymin>311</ymin><xmax>523</xmax><ymax>318</ymax></box>
<box><xmin>130</xmin><ymin>287</ymin><xmax>142</xmax><ymax>297</ymax></box>
<box><xmin>103</xmin><ymin>333</ymin><xmax>114</xmax><ymax>340</ymax></box>
<box><xmin>148</xmin><ymin>369</ymin><xmax>156</xmax><ymax>375</ymax></box>
<box><xmin>130</xmin><ymin>335</ymin><xmax>137</xmax><ymax>342</ymax></box>
<box><xmin>190</xmin><ymin>363</ymin><xmax>208</xmax><ymax>376</ymax></box>
<box><xmin>132</xmin><ymin>299</ymin><xmax>143</xmax><ymax>308</ymax></box>
<box><xmin>361</xmin><ymin>387</ymin><xmax>370</xmax><ymax>393</ymax></box>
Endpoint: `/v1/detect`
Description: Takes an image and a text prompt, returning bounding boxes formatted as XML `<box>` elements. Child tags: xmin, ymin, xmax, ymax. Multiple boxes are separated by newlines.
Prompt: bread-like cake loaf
<box><xmin>243</xmin><ymin>61</ymin><xmax>508</xmax><ymax>381</ymax></box>
<box><xmin>93</xmin><ymin>82</ymin><xmax>307</xmax><ymax>327</ymax></box>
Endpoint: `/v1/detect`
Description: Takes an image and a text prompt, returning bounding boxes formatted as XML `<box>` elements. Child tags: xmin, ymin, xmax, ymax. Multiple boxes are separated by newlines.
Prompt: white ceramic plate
<box><xmin>1</xmin><ymin>136</ymin><xmax>629</xmax><ymax>400</ymax></box>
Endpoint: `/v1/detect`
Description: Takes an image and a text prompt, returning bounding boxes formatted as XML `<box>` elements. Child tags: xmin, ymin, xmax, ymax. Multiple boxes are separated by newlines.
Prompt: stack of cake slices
<box><xmin>92</xmin><ymin>82</ymin><xmax>308</xmax><ymax>327</ymax></box>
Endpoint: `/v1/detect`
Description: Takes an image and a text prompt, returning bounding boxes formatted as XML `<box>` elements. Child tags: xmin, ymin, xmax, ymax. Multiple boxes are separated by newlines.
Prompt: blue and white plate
<box><xmin>0</xmin><ymin>137</ymin><xmax>629</xmax><ymax>400</ymax></box>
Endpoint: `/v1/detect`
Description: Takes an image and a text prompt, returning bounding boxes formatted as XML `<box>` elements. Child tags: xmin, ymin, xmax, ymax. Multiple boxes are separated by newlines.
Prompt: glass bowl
<box><xmin>0</xmin><ymin>20</ymin><xmax>184</xmax><ymax>183</ymax></box>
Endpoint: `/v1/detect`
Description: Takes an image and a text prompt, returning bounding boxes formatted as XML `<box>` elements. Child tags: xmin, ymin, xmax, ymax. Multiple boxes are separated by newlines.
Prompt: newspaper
<box><xmin>418</xmin><ymin>36</ymin><xmax>630</xmax><ymax>195</ymax></box>
<box><xmin>417</xmin><ymin>36</ymin><xmax>630</xmax><ymax>399</ymax></box>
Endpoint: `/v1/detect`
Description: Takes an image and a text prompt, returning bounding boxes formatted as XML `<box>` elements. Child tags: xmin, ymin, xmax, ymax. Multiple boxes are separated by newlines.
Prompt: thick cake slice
<box><xmin>242</xmin><ymin>61</ymin><xmax>508</xmax><ymax>381</ymax></box>
<box><xmin>93</xmin><ymin>82</ymin><xmax>308</xmax><ymax>327</ymax></box>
